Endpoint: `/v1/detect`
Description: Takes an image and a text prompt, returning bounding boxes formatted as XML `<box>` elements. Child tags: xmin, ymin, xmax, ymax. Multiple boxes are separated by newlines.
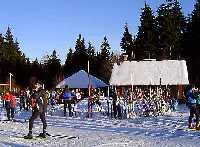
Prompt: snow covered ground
<box><xmin>0</xmin><ymin>99</ymin><xmax>200</xmax><ymax>147</ymax></box>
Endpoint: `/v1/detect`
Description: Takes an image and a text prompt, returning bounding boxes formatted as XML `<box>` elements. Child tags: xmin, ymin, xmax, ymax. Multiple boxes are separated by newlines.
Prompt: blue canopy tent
<box><xmin>56</xmin><ymin>70</ymin><xmax>108</xmax><ymax>89</ymax></box>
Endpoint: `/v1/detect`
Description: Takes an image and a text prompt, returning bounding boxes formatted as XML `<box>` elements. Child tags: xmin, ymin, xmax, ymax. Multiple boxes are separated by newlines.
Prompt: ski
<box><xmin>50</xmin><ymin>134</ymin><xmax>77</xmax><ymax>139</ymax></box>
<box><xmin>0</xmin><ymin>119</ymin><xmax>26</xmax><ymax>123</ymax></box>
<box><xmin>177</xmin><ymin>127</ymin><xmax>197</xmax><ymax>131</ymax></box>
<box><xmin>13</xmin><ymin>119</ymin><xmax>27</xmax><ymax>123</ymax></box>
<box><xmin>16</xmin><ymin>136</ymin><xmax>48</xmax><ymax>141</ymax></box>
<box><xmin>46</xmin><ymin>133</ymin><xmax>77</xmax><ymax>139</ymax></box>
<box><xmin>23</xmin><ymin>133</ymin><xmax>77</xmax><ymax>140</ymax></box>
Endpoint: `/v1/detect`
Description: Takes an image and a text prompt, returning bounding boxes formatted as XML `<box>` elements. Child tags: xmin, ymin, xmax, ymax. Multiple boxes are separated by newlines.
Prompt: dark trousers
<box><xmin>113</xmin><ymin>103</ymin><xmax>117</xmax><ymax>119</ymax></box>
<box><xmin>196</xmin><ymin>105</ymin><xmax>200</xmax><ymax>126</ymax></box>
<box><xmin>64</xmin><ymin>100</ymin><xmax>67</xmax><ymax>116</ymax></box>
<box><xmin>29</xmin><ymin>109</ymin><xmax>47</xmax><ymax>133</ymax></box>
<box><xmin>6</xmin><ymin>107</ymin><xmax>15</xmax><ymax>120</ymax></box>
<box><xmin>188</xmin><ymin>104</ymin><xmax>197</xmax><ymax>124</ymax></box>
<box><xmin>68</xmin><ymin>103</ymin><xmax>72</xmax><ymax>117</ymax></box>
<box><xmin>117</xmin><ymin>104</ymin><xmax>122</xmax><ymax>119</ymax></box>
<box><xmin>20</xmin><ymin>96</ymin><xmax>25</xmax><ymax>110</ymax></box>
<box><xmin>26</xmin><ymin>98</ymin><xmax>31</xmax><ymax>111</ymax></box>
<box><xmin>63</xmin><ymin>100</ymin><xmax>72</xmax><ymax>117</ymax></box>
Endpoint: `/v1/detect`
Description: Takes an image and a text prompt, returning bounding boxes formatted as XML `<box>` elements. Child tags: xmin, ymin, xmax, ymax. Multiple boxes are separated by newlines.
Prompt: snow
<box><xmin>110</xmin><ymin>60</ymin><xmax>189</xmax><ymax>85</ymax></box>
<box><xmin>0</xmin><ymin>99</ymin><xmax>200</xmax><ymax>147</ymax></box>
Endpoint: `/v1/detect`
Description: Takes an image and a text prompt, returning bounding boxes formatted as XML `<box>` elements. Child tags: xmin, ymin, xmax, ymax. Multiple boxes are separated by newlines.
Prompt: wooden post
<box><xmin>9</xmin><ymin>73</ymin><xmax>13</xmax><ymax>91</ymax></box>
<box><xmin>87</xmin><ymin>60</ymin><xmax>92</xmax><ymax>118</ymax></box>
<box><xmin>149</xmin><ymin>83</ymin><xmax>152</xmax><ymax>98</ymax></box>
<box><xmin>107</xmin><ymin>86</ymin><xmax>110</xmax><ymax>116</ymax></box>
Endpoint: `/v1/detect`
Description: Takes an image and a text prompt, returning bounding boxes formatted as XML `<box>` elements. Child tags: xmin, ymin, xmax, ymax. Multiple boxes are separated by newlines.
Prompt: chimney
<box><xmin>123</xmin><ymin>54</ymin><xmax>128</xmax><ymax>61</ymax></box>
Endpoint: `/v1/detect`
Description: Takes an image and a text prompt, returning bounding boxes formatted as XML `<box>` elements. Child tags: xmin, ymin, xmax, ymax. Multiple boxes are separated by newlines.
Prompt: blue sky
<box><xmin>0</xmin><ymin>0</ymin><xmax>196</xmax><ymax>63</ymax></box>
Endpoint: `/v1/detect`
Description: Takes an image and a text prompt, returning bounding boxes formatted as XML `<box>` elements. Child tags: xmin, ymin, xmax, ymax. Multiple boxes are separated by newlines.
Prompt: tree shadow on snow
<box><xmin>43</xmin><ymin>112</ymin><xmax>200</xmax><ymax>140</ymax></box>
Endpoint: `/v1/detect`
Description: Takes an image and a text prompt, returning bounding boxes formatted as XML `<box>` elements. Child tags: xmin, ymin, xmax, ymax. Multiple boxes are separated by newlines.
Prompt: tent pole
<box><xmin>87</xmin><ymin>60</ymin><xmax>92</xmax><ymax>118</ymax></box>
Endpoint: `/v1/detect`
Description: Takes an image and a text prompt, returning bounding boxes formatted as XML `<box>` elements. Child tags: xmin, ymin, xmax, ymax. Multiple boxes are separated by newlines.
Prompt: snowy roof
<box><xmin>110</xmin><ymin>60</ymin><xmax>189</xmax><ymax>86</ymax></box>
<box><xmin>56</xmin><ymin>70</ymin><xmax>108</xmax><ymax>89</ymax></box>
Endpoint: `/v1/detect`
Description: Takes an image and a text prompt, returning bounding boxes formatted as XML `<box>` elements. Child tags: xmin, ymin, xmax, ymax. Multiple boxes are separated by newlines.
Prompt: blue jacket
<box><xmin>186</xmin><ymin>89</ymin><xmax>196</xmax><ymax>105</ymax></box>
<box><xmin>62</xmin><ymin>91</ymin><xmax>74</xmax><ymax>100</ymax></box>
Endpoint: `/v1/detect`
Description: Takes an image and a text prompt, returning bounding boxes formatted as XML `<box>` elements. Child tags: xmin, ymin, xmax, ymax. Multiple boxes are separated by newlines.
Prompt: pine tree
<box><xmin>45</xmin><ymin>50</ymin><xmax>61</xmax><ymax>88</ymax></box>
<box><xmin>0</xmin><ymin>34</ymin><xmax>4</xmax><ymax>62</ymax></box>
<box><xmin>87</xmin><ymin>41</ymin><xmax>96</xmax><ymax>58</ymax></box>
<box><xmin>0</xmin><ymin>34</ymin><xmax>5</xmax><ymax>82</ymax></box>
<box><xmin>4</xmin><ymin>27</ymin><xmax>16</xmax><ymax>62</ymax></box>
<box><xmin>157</xmin><ymin>0</ymin><xmax>185</xmax><ymax>60</ymax></box>
<box><xmin>2</xmin><ymin>27</ymin><xmax>19</xmax><ymax>84</ymax></box>
<box><xmin>14</xmin><ymin>39</ymin><xmax>23</xmax><ymax>58</ymax></box>
<box><xmin>5</xmin><ymin>27</ymin><xmax>13</xmax><ymax>43</ymax></box>
<box><xmin>64</xmin><ymin>48</ymin><xmax>74</xmax><ymax>76</ymax></box>
<box><xmin>171</xmin><ymin>0</ymin><xmax>186</xmax><ymax>59</ymax></box>
<box><xmin>183</xmin><ymin>0</ymin><xmax>200</xmax><ymax>83</ymax></box>
<box><xmin>87</xmin><ymin>42</ymin><xmax>98</xmax><ymax>76</ymax></box>
<box><xmin>73</xmin><ymin>34</ymin><xmax>88</xmax><ymax>72</ymax></box>
<box><xmin>16</xmin><ymin>55</ymin><xmax>27</xmax><ymax>87</ymax></box>
<box><xmin>96</xmin><ymin>36</ymin><xmax>112</xmax><ymax>83</ymax></box>
<box><xmin>136</xmin><ymin>2</ymin><xmax>158</xmax><ymax>60</ymax></box>
<box><xmin>120</xmin><ymin>23</ymin><xmax>135</xmax><ymax>60</ymax></box>
<box><xmin>187</xmin><ymin>0</ymin><xmax>200</xmax><ymax>59</ymax></box>
<box><xmin>100</xmin><ymin>36</ymin><xmax>111</xmax><ymax>61</ymax></box>
<box><xmin>32</xmin><ymin>58</ymin><xmax>40</xmax><ymax>77</ymax></box>
<box><xmin>75</xmin><ymin>34</ymin><xmax>87</xmax><ymax>55</ymax></box>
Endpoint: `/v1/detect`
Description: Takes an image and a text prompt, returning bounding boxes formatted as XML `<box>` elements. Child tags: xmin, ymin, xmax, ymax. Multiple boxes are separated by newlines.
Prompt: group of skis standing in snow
<box><xmin>111</xmin><ymin>86</ymin><xmax>178</xmax><ymax>119</ymax></box>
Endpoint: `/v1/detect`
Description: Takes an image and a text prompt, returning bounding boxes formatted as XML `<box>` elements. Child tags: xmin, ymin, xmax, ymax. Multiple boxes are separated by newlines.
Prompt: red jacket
<box><xmin>3</xmin><ymin>92</ymin><xmax>16</xmax><ymax>108</ymax></box>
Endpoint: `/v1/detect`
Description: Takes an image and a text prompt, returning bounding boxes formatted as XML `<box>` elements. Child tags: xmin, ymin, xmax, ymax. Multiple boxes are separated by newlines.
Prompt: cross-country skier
<box><xmin>24</xmin><ymin>82</ymin><xmax>48</xmax><ymax>139</ymax></box>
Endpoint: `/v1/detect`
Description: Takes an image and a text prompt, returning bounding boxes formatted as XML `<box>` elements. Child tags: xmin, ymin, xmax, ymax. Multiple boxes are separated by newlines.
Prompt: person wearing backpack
<box><xmin>24</xmin><ymin>82</ymin><xmax>48</xmax><ymax>139</ymax></box>
<box><xmin>186</xmin><ymin>86</ymin><xmax>197</xmax><ymax>129</ymax></box>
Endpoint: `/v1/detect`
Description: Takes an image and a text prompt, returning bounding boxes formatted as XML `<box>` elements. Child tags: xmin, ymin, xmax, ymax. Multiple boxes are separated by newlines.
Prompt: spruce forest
<box><xmin>0</xmin><ymin>0</ymin><xmax>200</xmax><ymax>89</ymax></box>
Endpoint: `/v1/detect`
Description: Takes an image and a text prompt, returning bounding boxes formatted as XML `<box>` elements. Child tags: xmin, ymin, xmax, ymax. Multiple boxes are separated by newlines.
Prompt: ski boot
<box><xmin>24</xmin><ymin>133</ymin><xmax>33</xmax><ymax>139</ymax></box>
<box><xmin>38</xmin><ymin>132</ymin><xmax>46</xmax><ymax>138</ymax></box>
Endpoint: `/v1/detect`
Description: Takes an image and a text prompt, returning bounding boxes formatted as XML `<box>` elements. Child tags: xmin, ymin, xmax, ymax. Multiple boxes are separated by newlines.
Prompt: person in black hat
<box><xmin>24</xmin><ymin>82</ymin><xmax>48</xmax><ymax>139</ymax></box>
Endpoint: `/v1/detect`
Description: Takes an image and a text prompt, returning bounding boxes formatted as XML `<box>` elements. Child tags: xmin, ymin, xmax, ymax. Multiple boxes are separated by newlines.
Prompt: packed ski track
<box><xmin>1</xmin><ymin>101</ymin><xmax>200</xmax><ymax>147</ymax></box>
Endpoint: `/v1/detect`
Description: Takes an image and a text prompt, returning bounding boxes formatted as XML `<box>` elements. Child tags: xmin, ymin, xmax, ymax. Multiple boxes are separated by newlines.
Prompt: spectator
<box><xmin>2</xmin><ymin>91</ymin><xmax>16</xmax><ymax>121</ymax></box>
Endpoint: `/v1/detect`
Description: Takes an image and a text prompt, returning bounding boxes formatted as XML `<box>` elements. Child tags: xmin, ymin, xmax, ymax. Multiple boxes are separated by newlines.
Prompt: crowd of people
<box><xmin>0</xmin><ymin>86</ymin><xmax>85</xmax><ymax>117</ymax></box>
<box><xmin>0</xmin><ymin>82</ymin><xmax>85</xmax><ymax>139</ymax></box>
<box><xmin>0</xmin><ymin>84</ymin><xmax>181</xmax><ymax>122</ymax></box>
<box><xmin>2</xmin><ymin>83</ymin><xmax>199</xmax><ymax>138</ymax></box>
